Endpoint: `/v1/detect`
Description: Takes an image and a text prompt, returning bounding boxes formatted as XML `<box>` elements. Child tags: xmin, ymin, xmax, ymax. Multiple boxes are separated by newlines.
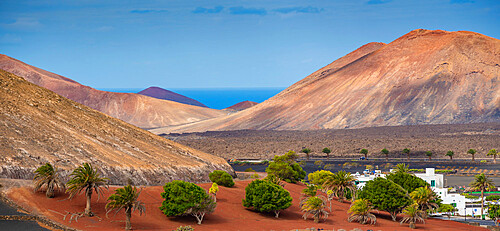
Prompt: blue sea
<box><xmin>97</xmin><ymin>88</ymin><xmax>284</xmax><ymax>109</ymax></box>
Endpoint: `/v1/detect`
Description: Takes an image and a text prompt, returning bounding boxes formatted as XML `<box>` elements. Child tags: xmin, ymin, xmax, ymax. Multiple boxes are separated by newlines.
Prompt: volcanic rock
<box><xmin>223</xmin><ymin>101</ymin><xmax>258</xmax><ymax>112</ymax></box>
<box><xmin>138</xmin><ymin>86</ymin><xmax>208</xmax><ymax>108</ymax></box>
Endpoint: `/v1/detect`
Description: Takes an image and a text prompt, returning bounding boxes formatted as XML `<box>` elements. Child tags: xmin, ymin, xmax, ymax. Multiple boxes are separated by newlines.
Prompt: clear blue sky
<box><xmin>1</xmin><ymin>0</ymin><xmax>499</xmax><ymax>89</ymax></box>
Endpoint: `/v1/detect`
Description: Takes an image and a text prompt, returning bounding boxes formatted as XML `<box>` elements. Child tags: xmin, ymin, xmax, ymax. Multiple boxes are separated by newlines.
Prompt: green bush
<box><xmin>308</xmin><ymin>170</ymin><xmax>334</xmax><ymax>186</ymax></box>
<box><xmin>245</xmin><ymin>168</ymin><xmax>256</xmax><ymax>172</ymax></box>
<box><xmin>480</xmin><ymin>160</ymin><xmax>487</xmax><ymax>163</ymax></box>
<box><xmin>209</xmin><ymin>170</ymin><xmax>235</xmax><ymax>187</ymax></box>
<box><xmin>266</xmin><ymin>151</ymin><xmax>306</xmax><ymax>183</ymax></box>
<box><xmin>174</xmin><ymin>226</ymin><xmax>194</xmax><ymax>231</ymax></box>
<box><xmin>242</xmin><ymin>179</ymin><xmax>292</xmax><ymax>218</ymax></box>
<box><xmin>486</xmin><ymin>195</ymin><xmax>500</xmax><ymax>201</ymax></box>
<box><xmin>436</xmin><ymin>170</ymin><xmax>453</xmax><ymax>174</ymax></box>
<box><xmin>408</xmin><ymin>169</ymin><xmax>425</xmax><ymax>173</ymax></box>
<box><xmin>386</xmin><ymin>171</ymin><xmax>429</xmax><ymax>193</ymax></box>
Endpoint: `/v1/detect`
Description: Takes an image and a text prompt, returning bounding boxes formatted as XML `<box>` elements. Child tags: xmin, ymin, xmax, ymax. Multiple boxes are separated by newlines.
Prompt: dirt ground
<box><xmin>5</xmin><ymin>180</ymin><xmax>487</xmax><ymax>231</ymax></box>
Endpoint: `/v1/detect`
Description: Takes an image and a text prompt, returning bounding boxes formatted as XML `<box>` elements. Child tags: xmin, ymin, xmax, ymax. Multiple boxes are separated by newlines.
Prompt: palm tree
<box><xmin>302</xmin><ymin>148</ymin><xmax>311</xmax><ymax>160</ymax></box>
<box><xmin>395</xmin><ymin>163</ymin><xmax>410</xmax><ymax>173</ymax></box>
<box><xmin>106</xmin><ymin>185</ymin><xmax>145</xmax><ymax>230</ymax></box>
<box><xmin>347</xmin><ymin>198</ymin><xmax>376</xmax><ymax>224</ymax></box>
<box><xmin>322</xmin><ymin>170</ymin><xmax>357</xmax><ymax>202</ymax></box>
<box><xmin>300</xmin><ymin>196</ymin><xmax>329</xmax><ymax>223</ymax></box>
<box><xmin>322</xmin><ymin>148</ymin><xmax>331</xmax><ymax>159</ymax></box>
<box><xmin>469</xmin><ymin>173</ymin><xmax>495</xmax><ymax>220</ymax></box>
<box><xmin>446</xmin><ymin>151</ymin><xmax>454</xmax><ymax>161</ymax></box>
<box><xmin>400</xmin><ymin>203</ymin><xmax>425</xmax><ymax>229</ymax></box>
<box><xmin>381</xmin><ymin>148</ymin><xmax>389</xmax><ymax>162</ymax></box>
<box><xmin>33</xmin><ymin>163</ymin><xmax>65</xmax><ymax>198</ymax></box>
<box><xmin>360</xmin><ymin>149</ymin><xmax>368</xmax><ymax>159</ymax></box>
<box><xmin>425</xmin><ymin>151</ymin><xmax>433</xmax><ymax>161</ymax></box>
<box><xmin>487</xmin><ymin>149</ymin><xmax>498</xmax><ymax>164</ymax></box>
<box><xmin>66</xmin><ymin>163</ymin><xmax>109</xmax><ymax>216</ymax></box>
<box><xmin>468</xmin><ymin>149</ymin><xmax>477</xmax><ymax>162</ymax></box>
<box><xmin>410</xmin><ymin>186</ymin><xmax>438</xmax><ymax>217</ymax></box>
<box><xmin>403</xmin><ymin>148</ymin><xmax>411</xmax><ymax>161</ymax></box>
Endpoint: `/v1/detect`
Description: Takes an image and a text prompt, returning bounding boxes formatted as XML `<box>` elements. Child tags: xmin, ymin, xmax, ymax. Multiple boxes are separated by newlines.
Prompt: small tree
<box><xmin>308</xmin><ymin>170</ymin><xmax>334</xmax><ymax>186</ymax></box>
<box><xmin>348</xmin><ymin>198</ymin><xmax>376</xmax><ymax>224</ymax></box>
<box><xmin>468</xmin><ymin>149</ymin><xmax>477</xmax><ymax>162</ymax></box>
<box><xmin>105</xmin><ymin>185</ymin><xmax>145</xmax><ymax>230</ymax></box>
<box><xmin>264</xmin><ymin>173</ymin><xmax>285</xmax><ymax>187</ymax></box>
<box><xmin>488</xmin><ymin>204</ymin><xmax>500</xmax><ymax>225</ymax></box>
<box><xmin>387</xmin><ymin>171</ymin><xmax>429</xmax><ymax>193</ymax></box>
<box><xmin>300</xmin><ymin>195</ymin><xmax>329</xmax><ymax>223</ymax></box>
<box><xmin>403</xmin><ymin>148</ymin><xmax>411</xmax><ymax>161</ymax></box>
<box><xmin>487</xmin><ymin>149</ymin><xmax>498</xmax><ymax>164</ymax></box>
<box><xmin>160</xmin><ymin>180</ymin><xmax>216</xmax><ymax>224</ymax></box>
<box><xmin>242</xmin><ymin>180</ymin><xmax>292</xmax><ymax>218</ymax></box>
<box><xmin>66</xmin><ymin>163</ymin><xmax>109</xmax><ymax>217</ymax></box>
<box><xmin>438</xmin><ymin>204</ymin><xmax>456</xmax><ymax>220</ymax></box>
<box><xmin>266</xmin><ymin>151</ymin><xmax>306</xmax><ymax>183</ymax></box>
<box><xmin>33</xmin><ymin>163</ymin><xmax>65</xmax><ymax>198</ymax></box>
<box><xmin>446</xmin><ymin>151</ymin><xmax>454</xmax><ymax>160</ymax></box>
<box><xmin>322</xmin><ymin>170</ymin><xmax>356</xmax><ymax>202</ymax></box>
<box><xmin>302</xmin><ymin>148</ymin><xmax>312</xmax><ymax>160</ymax></box>
<box><xmin>322</xmin><ymin>148</ymin><xmax>331</xmax><ymax>159</ymax></box>
<box><xmin>469</xmin><ymin>173</ymin><xmax>495</xmax><ymax>220</ymax></box>
<box><xmin>410</xmin><ymin>186</ymin><xmax>439</xmax><ymax>217</ymax></box>
<box><xmin>381</xmin><ymin>148</ymin><xmax>389</xmax><ymax>161</ymax></box>
<box><xmin>301</xmin><ymin>184</ymin><xmax>318</xmax><ymax>197</ymax></box>
<box><xmin>358</xmin><ymin>177</ymin><xmax>412</xmax><ymax>221</ymax></box>
<box><xmin>400</xmin><ymin>203</ymin><xmax>425</xmax><ymax>229</ymax></box>
<box><xmin>209</xmin><ymin>170</ymin><xmax>234</xmax><ymax>187</ymax></box>
<box><xmin>395</xmin><ymin>163</ymin><xmax>410</xmax><ymax>173</ymax></box>
<box><xmin>209</xmin><ymin>183</ymin><xmax>219</xmax><ymax>198</ymax></box>
<box><xmin>425</xmin><ymin>151</ymin><xmax>433</xmax><ymax>161</ymax></box>
<box><xmin>360</xmin><ymin>149</ymin><xmax>368</xmax><ymax>159</ymax></box>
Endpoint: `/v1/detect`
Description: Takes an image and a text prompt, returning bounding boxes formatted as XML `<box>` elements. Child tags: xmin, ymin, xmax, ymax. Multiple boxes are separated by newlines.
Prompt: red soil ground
<box><xmin>6</xmin><ymin>180</ymin><xmax>486</xmax><ymax>231</ymax></box>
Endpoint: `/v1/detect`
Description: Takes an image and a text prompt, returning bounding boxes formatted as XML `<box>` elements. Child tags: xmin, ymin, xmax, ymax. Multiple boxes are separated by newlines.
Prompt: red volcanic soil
<box><xmin>6</xmin><ymin>180</ymin><xmax>484</xmax><ymax>231</ymax></box>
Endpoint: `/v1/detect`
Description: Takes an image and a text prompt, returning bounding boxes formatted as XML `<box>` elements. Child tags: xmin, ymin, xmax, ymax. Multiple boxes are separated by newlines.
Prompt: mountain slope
<box><xmin>151</xmin><ymin>29</ymin><xmax>500</xmax><ymax>134</ymax></box>
<box><xmin>0</xmin><ymin>55</ymin><xmax>226</xmax><ymax>128</ymax></box>
<box><xmin>223</xmin><ymin>101</ymin><xmax>258</xmax><ymax>111</ymax></box>
<box><xmin>138</xmin><ymin>86</ymin><xmax>208</xmax><ymax>108</ymax></box>
<box><xmin>0</xmin><ymin>69</ymin><xmax>234</xmax><ymax>185</ymax></box>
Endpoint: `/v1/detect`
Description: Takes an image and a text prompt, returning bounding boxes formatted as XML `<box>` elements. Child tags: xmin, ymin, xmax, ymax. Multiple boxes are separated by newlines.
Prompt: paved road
<box><xmin>0</xmin><ymin>200</ymin><xmax>50</xmax><ymax>231</ymax></box>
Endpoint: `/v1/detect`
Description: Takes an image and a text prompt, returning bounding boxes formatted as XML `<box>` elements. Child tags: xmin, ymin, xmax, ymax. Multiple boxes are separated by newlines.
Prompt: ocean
<box><xmin>97</xmin><ymin>88</ymin><xmax>284</xmax><ymax>109</ymax></box>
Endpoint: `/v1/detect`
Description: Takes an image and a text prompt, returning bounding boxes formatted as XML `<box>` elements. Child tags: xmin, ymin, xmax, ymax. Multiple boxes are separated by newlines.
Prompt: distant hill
<box><xmin>0</xmin><ymin>69</ymin><xmax>234</xmax><ymax>185</ymax></box>
<box><xmin>223</xmin><ymin>101</ymin><xmax>258</xmax><ymax>112</ymax></box>
<box><xmin>151</xmin><ymin>29</ymin><xmax>500</xmax><ymax>134</ymax></box>
<box><xmin>0</xmin><ymin>55</ymin><xmax>225</xmax><ymax>128</ymax></box>
<box><xmin>138</xmin><ymin>86</ymin><xmax>208</xmax><ymax>108</ymax></box>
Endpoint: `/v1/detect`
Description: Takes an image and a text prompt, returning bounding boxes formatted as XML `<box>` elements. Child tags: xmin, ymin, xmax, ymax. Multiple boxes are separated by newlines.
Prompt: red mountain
<box><xmin>138</xmin><ymin>86</ymin><xmax>208</xmax><ymax>108</ymax></box>
<box><xmin>224</xmin><ymin>101</ymin><xmax>258</xmax><ymax>111</ymax></box>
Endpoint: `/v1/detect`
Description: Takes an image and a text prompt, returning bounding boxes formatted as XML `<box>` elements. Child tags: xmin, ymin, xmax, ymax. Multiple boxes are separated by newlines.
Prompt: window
<box><xmin>452</xmin><ymin>203</ymin><xmax>457</xmax><ymax>207</ymax></box>
<box><xmin>431</xmin><ymin>180</ymin><xmax>435</xmax><ymax>187</ymax></box>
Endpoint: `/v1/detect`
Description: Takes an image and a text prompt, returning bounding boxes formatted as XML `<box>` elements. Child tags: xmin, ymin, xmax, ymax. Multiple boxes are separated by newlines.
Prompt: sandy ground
<box><xmin>5</xmin><ymin>180</ymin><xmax>487</xmax><ymax>231</ymax></box>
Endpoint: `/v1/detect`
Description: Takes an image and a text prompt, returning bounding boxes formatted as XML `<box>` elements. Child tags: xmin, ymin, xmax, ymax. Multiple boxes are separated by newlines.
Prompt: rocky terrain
<box><xmin>152</xmin><ymin>29</ymin><xmax>500</xmax><ymax>134</ymax></box>
<box><xmin>138</xmin><ymin>86</ymin><xmax>208</xmax><ymax>108</ymax></box>
<box><xmin>0</xmin><ymin>69</ymin><xmax>234</xmax><ymax>185</ymax></box>
<box><xmin>223</xmin><ymin>100</ymin><xmax>258</xmax><ymax>112</ymax></box>
<box><xmin>161</xmin><ymin>122</ymin><xmax>499</xmax><ymax>160</ymax></box>
<box><xmin>0</xmin><ymin>55</ymin><xmax>226</xmax><ymax>128</ymax></box>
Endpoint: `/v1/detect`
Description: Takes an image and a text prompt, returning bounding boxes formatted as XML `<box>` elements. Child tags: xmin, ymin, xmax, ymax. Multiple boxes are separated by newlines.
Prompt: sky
<box><xmin>0</xmin><ymin>0</ymin><xmax>499</xmax><ymax>89</ymax></box>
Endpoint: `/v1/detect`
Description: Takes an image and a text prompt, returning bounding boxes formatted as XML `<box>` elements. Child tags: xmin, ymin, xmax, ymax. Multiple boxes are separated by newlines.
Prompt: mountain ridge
<box><xmin>138</xmin><ymin>86</ymin><xmax>208</xmax><ymax>108</ymax></box>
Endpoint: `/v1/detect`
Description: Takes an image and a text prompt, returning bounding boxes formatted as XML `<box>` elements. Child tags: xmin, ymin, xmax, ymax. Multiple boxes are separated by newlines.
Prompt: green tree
<box><xmin>308</xmin><ymin>170</ymin><xmax>334</xmax><ymax>186</ymax></box>
<box><xmin>387</xmin><ymin>171</ymin><xmax>429</xmax><ymax>193</ymax></box>
<box><xmin>322</xmin><ymin>148</ymin><xmax>331</xmax><ymax>159</ymax></box>
<box><xmin>264</xmin><ymin>173</ymin><xmax>285</xmax><ymax>187</ymax></box>
<box><xmin>209</xmin><ymin>183</ymin><xmax>219</xmax><ymax>197</ymax></box>
<box><xmin>410</xmin><ymin>186</ymin><xmax>439</xmax><ymax>217</ymax></box>
<box><xmin>160</xmin><ymin>180</ymin><xmax>216</xmax><ymax>224</ymax></box>
<box><xmin>395</xmin><ymin>163</ymin><xmax>410</xmax><ymax>173</ymax></box>
<box><xmin>381</xmin><ymin>148</ymin><xmax>389</xmax><ymax>161</ymax></box>
<box><xmin>487</xmin><ymin>204</ymin><xmax>500</xmax><ymax>224</ymax></box>
<box><xmin>469</xmin><ymin>173</ymin><xmax>495</xmax><ymax>220</ymax></box>
<box><xmin>425</xmin><ymin>151</ymin><xmax>433</xmax><ymax>161</ymax></box>
<box><xmin>301</xmin><ymin>184</ymin><xmax>318</xmax><ymax>197</ymax></box>
<box><xmin>360</xmin><ymin>149</ymin><xmax>368</xmax><ymax>159</ymax></box>
<box><xmin>403</xmin><ymin>148</ymin><xmax>411</xmax><ymax>161</ymax></box>
<box><xmin>302</xmin><ymin>148</ymin><xmax>312</xmax><ymax>160</ymax></box>
<box><xmin>358</xmin><ymin>177</ymin><xmax>412</xmax><ymax>221</ymax></box>
<box><xmin>242</xmin><ymin>180</ymin><xmax>292</xmax><ymax>218</ymax></box>
<box><xmin>347</xmin><ymin>198</ymin><xmax>376</xmax><ymax>224</ymax></box>
<box><xmin>322</xmin><ymin>170</ymin><xmax>356</xmax><ymax>202</ymax></box>
<box><xmin>400</xmin><ymin>203</ymin><xmax>425</xmax><ymax>229</ymax></box>
<box><xmin>66</xmin><ymin>163</ymin><xmax>109</xmax><ymax>216</ymax></box>
<box><xmin>487</xmin><ymin>149</ymin><xmax>498</xmax><ymax>164</ymax></box>
<box><xmin>209</xmin><ymin>170</ymin><xmax>234</xmax><ymax>187</ymax></box>
<box><xmin>33</xmin><ymin>163</ymin><xmax>65</xmax><ymax>198</ymax></box>
<box><xmin>300</xmin><ymin>196</ymin><xmax>329</xmax><ymax>223</ymax></box>
<box><xmin>468</xmin><ymin>149</ymin><xmax>477</xmax><ymax>162</ymax></box>
<box><xmin>486</xmin><ymin>195</ymin><xmax>500</xmax><ymax>201</ymax></box>
<box><xmin>446</xmin><ymin>151</ymin><xmax>454</xmax><ymax>160</ymax></box>
<box><xmin>105</xmin><ymin>185</ymin><xmax>145</xmax><ymax>230</ymax></box>
<box><xmin>266</xmin><ymin>151</ymin><xmax>306</xmax><ymax>183</ymax></box>
<box><xmin>438</xmin><ymin>204</ymin><xmax>455</xmax><ymax>219</ymax></box>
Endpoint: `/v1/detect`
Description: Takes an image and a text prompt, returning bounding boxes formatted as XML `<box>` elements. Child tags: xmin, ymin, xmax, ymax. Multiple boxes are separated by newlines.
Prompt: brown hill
<box><xmin>138</xmin><ymin>86</ymin><xmax>208</xmax><ymax>108</ymax></box>
<box><xmin>223</xmin><ymin>100</ymin><xmax>258</xmax><ymax>111</ymax></box>
<box><xmin>0</xmin><ymin>69</ymin><xmax>234</xmax><ymax>185</ymax></box>
<box><xmin>0</xmin><ymin>55</ymin><xmax>226</xmax><ymax>129</ymax></box>
<box><xmin>151</xmin><ymin>29</ymin><xmax>500</xmax><ymax>134</ymax></box>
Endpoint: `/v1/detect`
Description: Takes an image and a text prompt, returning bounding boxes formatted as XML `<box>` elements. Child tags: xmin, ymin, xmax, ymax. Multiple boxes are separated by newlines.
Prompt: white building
<box><xmin>415</xmin><ymin>168</ymin><xmax>444</xmax><ymax>188</ymax></box>
<box><xmin>353</xmin><ymin>170</ymin><xmax>385</xmax><ymax>189</ymax></box>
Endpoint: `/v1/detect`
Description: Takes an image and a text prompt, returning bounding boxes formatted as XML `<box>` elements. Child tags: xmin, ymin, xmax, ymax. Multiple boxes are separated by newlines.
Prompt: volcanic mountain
<box><xmin>223</xmin><ymin>101</ymin><xmax>258</xmax><ymax>112</ymax></box>
<box><xmin>0</xmin><ymin>55</ymin><xmax>226</xmax><ymax>128</ymax></box>
<box><xmin>0</xmin><ymin>69</ymin><xmax>234</xmax><ymax>185</ymax></box>
<box><xmin>151</xmin><ymin>29</ymin><xmax>500</xmax><ymax>134</ymax></box>
<box><xmin>138</xmin><ymin>86</ymin><xmax>208</xmax><ymax>108</ymax></box>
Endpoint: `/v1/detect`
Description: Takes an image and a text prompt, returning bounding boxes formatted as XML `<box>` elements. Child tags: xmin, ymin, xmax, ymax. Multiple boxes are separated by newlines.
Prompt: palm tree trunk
<box><xmin>494</xmin><ymin>155</ymin><xmax>497</xmax><ymax>164</ymax></box>
<box><xmin>85</xmin><ymin>189</ymin><xmax>94</xmax><ymax>216</ymax></box>
<box><xmin>407</xmin><ymin>153</ymin><xmax>410</xmax><ymax>162</ymax></box>
<box><xmin>481</xmin><ymin>190</ymin><xmax>484</xmax><ymax>220</ymax></box>
<box><xmin>428</xmin><ymin>156</ymin><xmax>431</xmax><ymax>161</ymax></box>
<box><xmin>386</xmin><ymin>154</ymin><xmax>388</xmax><ymax>162</ymax></box>
<box><xmin>125</xmin><ymin>209</ymin><xmax>132</xmax><ymax>230</ymax></box>
<box><xmin>472</xmin><ymin>154</ymin><xmax>475</xmax><ymax>162</ymax></box>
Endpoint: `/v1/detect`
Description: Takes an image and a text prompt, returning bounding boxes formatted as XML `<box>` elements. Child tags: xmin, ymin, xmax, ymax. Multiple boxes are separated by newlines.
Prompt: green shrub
<box><xmin>174</xmin><ymin>226</ymin><xmax>194</xmax><ymax>231</ymax></box>
<box><xmin>486</xmin><ymin>195</ymin><xmax>500</xmax><ymax>201</ymax></box>
<box><xmin>209</xmin><ymin>170</ymin><xmax>235</xmax><ymax>187</ymax></box>
<box><xmin>481</xmin><ymin>160</ymin><xmax>487</xmax><ymax>163</ymax></box>
<box><xmin>261</xmin><ymin>160</ymin><xmax>270</xmax><ymax>165</ymax></box>
<box><xmin>251</xmin><ymin>173</ymin><xmax>260</xmax><ymax>179</ymax></box>
<box><xmin>323</xmin><ymin>164</ymin><xmax>335</xmax><ymax>170</ymax></box>
<box><xmin>408</xmin><ymin>169</ymin><xmax>425</xmax><ymax>173</ymax></box>
<box><xmin>245</xmin><ymin>168</ymin><xmax>256</xmax><ymax>172</ymax></box>
<box><xmin>265</xmin><ymin>151</ymin><xmax>306</xmax><ymax>183</ymax></box>
<box><xmin>308</xmin><ymin>170</ymin><xmax>334</xmax><ymax>186</ymax></box>
<box><xmin>386</xmin><ymin>171</ymin><xmax>429</xmax><ymax>193</ymax></box>
<box><xmin>436</xmin><ymin>170</ymin><xmax>453</xmax><ymax>174</ymax></box>
<box><xmin>242</xmin><ymin>179</ymin><xmax>292</xmax><ymax>218</ymax></box>
<box><xmin>314</xmin><ymin>160</ymin><xmax>324</xmax><ymax>168</ymax></box>
<box><xmin>461</xmin><ymin>193</ymin><xmax>479</xmax><ymax>199</ymax></box>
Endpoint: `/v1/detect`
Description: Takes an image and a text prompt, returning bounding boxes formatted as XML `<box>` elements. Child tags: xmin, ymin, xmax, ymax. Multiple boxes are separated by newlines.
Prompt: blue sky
<box><xmin>1</xmin><ymin>0</ymin><xmax>499</xmax><ymax>89</ymax></box>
